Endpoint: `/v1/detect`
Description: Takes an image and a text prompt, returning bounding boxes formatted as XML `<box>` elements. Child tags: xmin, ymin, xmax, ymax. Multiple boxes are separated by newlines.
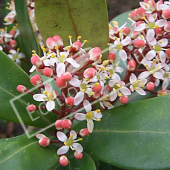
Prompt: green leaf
<box><xmin>52</xmin><ymin>152</ymin><xmax>96</xmax><ymax>170</ymax></box>
<box><xmin>35</xmin><ymin>0</ymin><xmax>109</xmax><ymax>58</ymax></box>
<box><xmin>15</xmin><ymin>0</ymin><xmax>40</xmax><ymax>69</ymax></box>
<box><xmin>74</xmin><ymin>96</ymin><xmax>170</xmax><ymax>170</ymax></box>
<box><xmin>0</xmin><ymin>51</ymin><xmax>55</xmax><ymax>128</ymax></box>
<box><xmin>97</xmin><ymin>161</ymin><xmax>124</xmax><ymax>170</ymax></box>
<box><xmin>0</xmin><ymin>133</ymin><xmax>58</xmax><ymax>170</ymax></box>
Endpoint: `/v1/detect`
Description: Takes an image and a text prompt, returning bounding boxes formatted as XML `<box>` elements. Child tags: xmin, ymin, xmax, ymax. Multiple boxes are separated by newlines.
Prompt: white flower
<box><xmin>57</xmin><ymin>130</ymin><xmax>83</xmax><ymax>155</ymax></box>
<box><xmin>74</xmin><ymin>100</ymin><xmax>102</xmax><ymax>133</ymax></box>
<box><xmin>33</xmin><ymin>84</ymin><xmax>56</xmax><ymax>111</ymax></box>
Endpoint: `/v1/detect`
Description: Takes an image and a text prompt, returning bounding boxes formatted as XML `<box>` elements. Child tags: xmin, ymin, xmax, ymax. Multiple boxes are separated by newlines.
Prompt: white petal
<box><xmin>115</xmin><ymin>66</ymin><xmax>124</xmax><ymax>73</ymax></box>
<box><xmin>57</xmin><ymin>132</ymin><xmax>67</xmax><ymax>142</ymax></box>
<box><xmin>149</xmin><ymin>14</ymin><xmax>156</xmax><ymax>23</ymax></box>
<box><xmin>121</xmin><ymin>37</ymin><xmax>131</xmax><ymax>46</ymax></box>
<box><xmin>135</xmin><ymin>23</ymin><xmax>146</xmax><ymax>31</ymax></box>
<box><xmin>112</xmin><ymin>73</ymin><xmax>121</xmax><ymax>82</ymax></box>
<box><xmin>33</xmin><ymin>94</ymin><xmax>46</xmax><ymax>101</ymax></box>
<box><xmin>69</xmin><ymin>77</ymin><xmax>81</xmax><ymax>87</ymax></box>
<box><xmin>110</xmin><ymin>91</ymin><xmax>117</xmax><ymax>101</ymax></box>
<box><xmin>159</xmin><ymin>38</ymin><xmax>168</xmax><ymax>47</ymax></box>
<box><xmin>155</xmin><ymin>19</ymin><xmax>167</xmax><ymax>27</ymax></box>
<box><xmin>159</xmin><ymin>51</ymin><xmax>166</xmax><ymax>63</ymax></box>
<box><xmin>120</xmin><ymin>87</ymin><xmax>131</xmax><ymax>95</ymax></box>
<box><xmin>66</xmin><ymin>58</ymin><xmax>80</xmax><ymax>68</ymax></box>
<box><xmin>162</xmin><ymin>79</ymin><xmax>169</xmax><ymax>90</ymax></box>
<box><xmin>70</xmin><ymin>130</ymin><xmax>77</xmax><ymax>139</ymax></box>
<box><xmin>57</xmin><ymin>63</ymin><xmax>65</xmax><ymax>77</ymax></box>
<box><xmin>45</xmin><ymin>83</ymin><xmax>53</xmax><ymax>92</ymax></box>
<box><xmin>138</xmin><ymin>71</ymin><xmax>150</xmax><ymax>79</ymax></box>
<box><xmin>87</xmin><ymin>120</ymin><xmax>94</xmax><ymax>133</ymax></box>
<box><xmin>83</xmin><ymin>100</ymin><xmax>91</xmax><ymax>112</ymax></box>
<box><xmin>136</xmin><ymin>88</ymin><xmax>146</xmax><ymax>95</ymax></box>
<box><xmin>74</xmin><ymin>91</ymin><xmax>84</xmax><ymax>105</ymax></box>
<box><xmin>46</xmin><ymin>101</ymin><xmax>55</xmax><ymax>111</ymax></box>
<box><xmin>36</xmin><ymin>134</ymin><xmax>46</xmax><ymax>139</ymax></box>
<box><xmin>159</xmin><ymin>4</ymin><xmax>169</xmax><ymax>10</ymax></box>
<box><xmin>149</xmin><ymin>38</ymin><xmax>157</xmax><ymax>46</ymax></box>
<box><xmin>74</xmin><ymin>113</ymin><xmax>86</xmax><ymax>121</ymax></box>
<box><xmin>93</xmin><ymin>111</ymin><xmax>102</xmax><ymax>119</ymax></box>
<box><xmin>57</xmin><ymin>146</ymin><xmax>69</xmax><ymax>155</ymax></box>
<box><xmin>153</xmin><ymin>72</ymin><xmax>163</xmax><ymax>79</ymax></box>
<box><xmin>72</xmin><ymin>143</ymin><xmax>83</xmax><ymax>153</ymax></box>
<box><xmin>147</xmin><ymin>29</ymin><xmax>155</xmax><ymax>42</ymax></box>
<box><xmin>29</xmin><ymin>65</ymin><xmax>36</xmax><ymax>73</ymax></box>
<box><xmin>119</xmin><ymin>50</ymin><xmax>127</xmax><ymax>61</ymax></box>
<box><xmin>155</xmin><ymin>79</ymin><xmax>160</xmax><ymax>86</ymax></box>
<box><xmin>130</xmin><ymin>73</ymin><xmax>137</xmax><ymax>83</ymax></box>
<box><xmin>145</xmin><ymin>50</ymin><xmax>156</xmax><ymax>60</ymax></box>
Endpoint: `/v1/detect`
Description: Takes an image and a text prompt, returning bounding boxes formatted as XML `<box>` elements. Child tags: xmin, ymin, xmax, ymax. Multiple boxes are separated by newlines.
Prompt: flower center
<box><xmin>65</xmin><ymin>139</ymin><xmax>73</xmax><ymax>146</ymax></box>
<box><xmin>86</xmin><ymin>112</ymin><xmax>93</xmax><ymax>120</ymax></box>
<box><xmin>153</xmin><ymin>45</ymin><xmax>161</xmax><ymax>52</ymax></box>
<box><xmin>116</xmin><ymin>43</ymin><xmax>122</xmax><ymax>50</ymax></box>
<box><xmin>148</xmin><ymin>22</ymin><xmax>155</xmax><ymax>29</ymax></box>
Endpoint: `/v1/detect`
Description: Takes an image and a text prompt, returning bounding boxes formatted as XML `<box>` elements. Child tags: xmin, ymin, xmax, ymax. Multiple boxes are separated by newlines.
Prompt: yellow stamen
<box><xmin>118</xmin><ymin>93</ymin><xmax>122</xmax><ymax>97</ymax></box>
<box><xmin>112</xmin><ymin>21</ymin><xmax>118</xmax><ymax>26</ymax></box>
<box><xmin>51</xmin><ymin>54</ymin><xmax>56</xmax><ymax>58</ymax></box>
<box><xmin>85</xmin><ymin>78</ymin><xmax>90</xmax><ymax>81</ymax></box>
<box><xmin>61</xmin><ymin>54</ymin><xmax>65</xmax><ymax>58</ymax></box>
<box><xmin>82</xmin><ymin>89</ymin><xmax>86</xmax><ymax>92</ymax></box>
<box><xmin>141</xmin><ymin>84</ymin><xmax>145</xmax><ymax>87</ymax></box>
<box><xmin>96</xmin><ymin>109</ymin><xmax>101</xmax><ymax>113</ymax></box>
<box><xmin>78</xmin><ymin>138</ymin><xmax>83</xmax><ymax>141</ymax></box>
<box><xmin>43</xmin><ymin>91</ymin><xmax>47</xmax><ymax>95</ymax></box>
<box><xmin>69</xmin><ymin>35</ymin><xmax>72</xmax><ymax>39</ymax></box>
<box><xmin>55</xmin><ymin>46</ymin><xmax>58</xmax><ymax>50</ymax></box>
<box><xmin>97</xmin><ymin>119</ymin><xmax>101</xmax><ymax>122</ymax></box>
<box><xmin>136</xmin><ymin>87</ymin><xmax>140</xmax><ymax>90</ymax></box>
<box><xmin>94</xmin><ymin>83</ymin><xmax>99</xmax><ymax>87</ymax></box>
<box><xmin>84</xmin><ymin>40</ymin><xmax>88</xmax><ymax>43</ymax></box>
<box><xmin>137</xmin><ymin>80</ymin><xmax>141</xmax><ymax>83</ymax></box>
<box><xmin>90</xmin><ymin>91</ymin><xmax>94</xmax><ymax>95</ymax></box>
<box><xmin>77</xmin><ymin>36</ymin><xmax>81</xmax><ymax>40</ymax></box>
<box><xmin>70</xmin><ymin>134</ymin><xmax>73</xmax><ymax>138</ymax></box>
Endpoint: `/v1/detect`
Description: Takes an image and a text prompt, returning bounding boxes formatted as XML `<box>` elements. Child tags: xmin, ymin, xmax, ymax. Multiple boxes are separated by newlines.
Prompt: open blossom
<box><xmin>33</xmin><ymin>84</ymin><xmax>56</xmax><ymax>111</ymax></box>
<box><xmin>74</xmin><ymin>100</ymin><xmax>102</xmax><ymax>133</ymax></box>
<box><xmin>57</xmin><ymin>130</ymin><xmax>83</xmax><ymax>155</ymax></box>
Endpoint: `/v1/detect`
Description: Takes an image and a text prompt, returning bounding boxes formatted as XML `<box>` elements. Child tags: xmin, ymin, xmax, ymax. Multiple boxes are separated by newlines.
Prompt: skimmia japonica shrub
<box><xmin>2</xmin><ymin>0</ymin><xmax>170</xmax><ymax>169</ymax></box>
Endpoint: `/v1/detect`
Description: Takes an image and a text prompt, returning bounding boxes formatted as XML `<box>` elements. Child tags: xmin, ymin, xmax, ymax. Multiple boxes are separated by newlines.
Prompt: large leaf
<box><xmin>0</xmin><ymin>133</ymin><xmax>58</xmax><ymax>170</ymax></box>
<box><xmin>74</xmin><ymin>95</ymin><xmax>170</xmax><ymax>170</ymax></box>
<box><xmin>15</xmin><ymin>0</ymin><xmax>40</xmax><ymax>69</ymax></box>
<box><xmin>0</xmin><ymin>51</ymin><xmax>55</xmax><ymax>128</ymax></box>
<box><xmin>52</xmin><ymin>152</ymin><xmax>96</xmax><ymax>170</ymax></box>
<box><xmin>35</xmin><ymin>0</ymin><xmax>109</xmax><ymax>58</ymax></box>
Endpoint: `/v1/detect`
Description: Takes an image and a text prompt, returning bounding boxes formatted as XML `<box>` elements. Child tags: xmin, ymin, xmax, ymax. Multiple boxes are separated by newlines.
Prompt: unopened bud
<box><xmin>155</xmin><ymin>27</ymin><xmax>163</xmax><ymax>36</ymax></box>
<box><xmin>27</xmin><ymin>104</ymin><xmax>36</xmax><ymax>112</ymax></box>
<box><xmin>92</xmin><ymin>84</ymin><xmax>102</xmax><ymax>93</ymax></box>
<box><xmin>162</xmin><ymin>9</ymin><xmax>170</xmax><ymax>19</ymax></box>
<box><xmin>55</xmin><ymin>120</ymin><xmax>63</xmax><ymax>130</ymax></box>
<box><xmin>31</xmin><ymin>55</ymin><xmax>44</xmax><ymax>69</ymax></box>
<box><xmin>120</xmin><ymin>95</ymin><xmax>128</xmax><ymax>104</ymax></box>
<box><xmin>62</xmin><ymin>119</ymin><xmax>72</xmax><ymax>129</ymax></box>
<box><xmin>136</xmin><ymin>7</ymin><xmax>145</xmax><ymax>18</ymax></box>
<box><xmin>166</xmin><ymin>49</ymin><xmax>170</xmax><ymax>59</ymax></box>
<box><xmin>129</xmin><ymin>11</ymin><xmax>139</xmax><ymax>21</ymax></box>
<box><xmin>43</xmin><ymin>67</ymin><xmax>53</xmax><ymax>77</ymax></box>
<box><xmin>56</xmin><ymin>77</ymin><xmax>67</xmax><ymax>88</ymax></box>
<box><xmin>84</xmin><ymin>67</ymin><xmax>96</xmax><ymax>79</ymax></box>
<box><xmin>164</xmin><ymin>21</ymin><xmax>170</xmax><ymax>32</ymax></box>
<box><xmin>65</xmin><ymin>97</ymin><xmax>74</xmax><ymax>106</ymax></box>
<box><xmin>70</xmin><ymin>41</ymin><xmax>82</xmax><ymax>53</ymax></box>
<box><xmin>74</xmin><ymin>152</ymin><xmax>83</xmax><ymax>159</ymax></box>
<box><xmin>17</xmin><ymin>85</ymin><xmax>27</xmax><ymax>93</ymax></box>
<box><xmin>88</xmin><ymin>47</ymin><xmax>101</xmax><ymax>61</ymax></box>
<box><xmin>134</xmin><ymin>39</ymin><xmax>145</xmax><ymax>48</ymax></box>
<box><xmin>62</xmin><ymin>72</ymin><xmax>72</xmax><ymax>82</ymax></box>
<box><xmin>30</xmin><ymin>74</ymin><xmax>42</xmax><ymax>86</ymax></box>
<box><xmin>108</xmin><ymin>53</ymin><xmax>116</xmax><ymax>61</ymax></box>
<box><xmin>127</xmin><ymin>60</ymin><xmax>136</xmax><ymax>71</ymax></box>
<box><xmin>123</xmin><ymin>27</ymin><xmax>131</xmax><ymax>36</ymax></box>
<box><xmin>10</xmin><ymin>39</ymin><xmax>17</xmax><ymax>48</ymax></box>
<box><xmin>79</xmin><ymin>128</ymin><xmax>90</xmax><ymax>137</ymax></box>
<box><xmin>9</xmin><ymin>30</ymin><xmax>15</xmax><ymax>36</ymax></box>
<box><xmin>131</xmin><ymin>31</ymin><xmax>139</xmax><ymax>39</ymax></box>
<box><xmin>59</xmin><ymin>155</ymin><xmax>68</xmax><ymax>166</ymax></box>
<box><xmin>39</xmin><ymin>137</ymin><xmax>50</xmax><ymax>147</ymax></box>
<box><xmin>146</xmin><ymin>82</ymin><xmax>155</xmax><ymax>91</ymax></box>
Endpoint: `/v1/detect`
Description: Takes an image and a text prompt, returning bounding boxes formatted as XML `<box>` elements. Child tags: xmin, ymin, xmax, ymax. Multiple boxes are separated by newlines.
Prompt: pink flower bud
<box><xmin>46</xmin><ymin>37</ymin><xmax>58</xmax><ymax>49</ymax></box>
<box><xmin>17</xmin><ymin>85</ymin><xmax>27</xmax><ymax>93</ymax></box>
<box><xmin>53</xmin><ymin>35</ymin><xmax>63</xmax><ymax>49</ymax></box>
<box><xmin>43</xmin><ymin>67</ymin><xmax>53</xmax><ymax>77</ymax></box>
<box><xmin>62</xmin><ymin>72</ymin><xmax>72</xmax><ymax>82</ymax></box>
<box><xmin>10</xmin><ymin>40</ymin><xmax>17</xmax><ymax>48</ymax></box>
<box><xmin>131</xmin><ymin>31</ymin><xmax>139</xmax><ymax>39</ymax></box>
<box><xmin>162</xmin><ymin>9</ymin><xmax>170</xmax><ymax>19</ymax></box>
<box><xmin>146</xmin><ymin>82</ymin><xmax>155</xmax><ymax>91</ymax></box>
<box><xmin>84</xmin><ymin>68</ymin><xmax>96</xmax><ymax>79</ymax></box>
<box><xmin>27</xmin><ymin>104</ymin><xmax>36</xmax><ymax>112</ymax></box>
<box><xmin>120</xmin><ymin>95</ymin><xmax>128</xmax><ymax>104</ymax></box>
<box><xmin>79</xmin><ymin>128</ymin><xmax>90</xmax><ymax>137</ymax></box>
<box><xmin>155</xmin><ymin>27</ymin><xmax>163</xmax><ymax>36</ymax></box>
<box><xmin>166</xmin><ymin>49</ymin><xmax>170</xmax><ymax>59</ymax></box>
<box><xmin>123</xmin><ymin>27</ymin><xmax>131</xmax><ymax>36</ymax></box>
<box><xmin>133</xmin><ymin>39</ymin><xmax>145</xmax><ymax>48</ymax></box>
<box><xmin>62</xmin><ymin>119</ymin><xmax>72</xmax><ymax>129</ymax></box>
<box><xmin>70</xmin><ymin>41</ymin><xmax>82</xmax><ymax>53</ymax></box>
<box><xmin>39</xmin><ymin>137</ymin><xmax>50</xmax><ymax>147</ymax></box>
<box><xmin>88</xmin><ymin>47</ymin><xmax>101</xmax><ymax>61</ymax></box>
<box><xmin>164</xmin><ymin>21</ymin><xmax>170</xmax><ymax>32</ymax></box>
<box><xmin>31</xmin><ymin>55</ymin><xmax>44</xmax><ymax>69</ymax></box>
<box><xmin>136</xmin><ymin>7</ymin><xmax>145</xmax><ymax>18</ymax></box>
<box><xmin>108</xmin><ymin>53</ymin><xmax>116</xmax><ymax>61</ymax></box>
<box><xmin>150</xmin><ymin>0</ymin><xmax>156</xmax><ymax>11</ymax></box>
<box><xmin>92</xmin><ymin>84</ymin><xmax>102</xmax><ymax>93</ymax></box>
<box><xmin>157</xmin><ymin>89</ymin><xmax>170</xmax><ymax>96</ymax></box>
<box><xmin>56</xmin><ymin>77</ymin><xmax>67</xmax><ymax>88</ymax></box>
<box><xmin>30</xmin><ymin>74</ymin><xmax>42</xmax><ymax>86</ymax></box>
<box><xmin>59</xmin><ymin>155</ymin><xmax>68</xmax><ymax>166</ymax></box>
<box><xmin>74</xmin><ymin>152</ymin><xmax>83</xmax><ymax>159</ymax></box>
<box><xmin>65</xmin><ymin>97</ymin><xmax>74</xmax><ymax>106</ymax></box>
<box><xmin>9</xmin><ymin>30</ymin><xmax>15</xmax><ymax>36</ymax></box>
<box><xmin>129</xmin><ymin>11</ymin><xmax>139</xmax><ymax>21</ymax></box>
<box><xmin>55</xmin><ymin>120</ymin><xmax>63</xmax><ymax>130</ymax></box>
<box><xmin>127</xmin><ymin>60</ymin><xmax>136</xmax><ymax>71</ymax></box>
<box><xmin>36</xmin><ymin>68</ymin><xmax>44</xmax><ymax>74</ymax></box>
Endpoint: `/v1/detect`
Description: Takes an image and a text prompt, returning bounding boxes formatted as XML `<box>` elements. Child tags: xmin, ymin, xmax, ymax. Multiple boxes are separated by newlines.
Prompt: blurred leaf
<box><xmin>35</xmin><ymin>0</ymin><xmax>109</xmax><ymax>59</ymax></box>
<box><xmin>0</xmin><ymin>51</ymin><xmax>55</xmax><ymax>128</ymax></box>
<box><xmin>0</xmin><ymin>133</ymin><xmax>58</xmax><ymax>170</ymax></box>
<box><xmin>74</xmin><ymin>95</ymin><xmax>170</xmax><ymax>170</ymax></box>
<box><xmin>15</xmin><ymin>0</ymin><xmax>40</xmax><ymax>70</ymax></box>
<box><xmin>52</xmin><ymin>152</ymin><xmax>96</xmax><ymax>170</ymax></box>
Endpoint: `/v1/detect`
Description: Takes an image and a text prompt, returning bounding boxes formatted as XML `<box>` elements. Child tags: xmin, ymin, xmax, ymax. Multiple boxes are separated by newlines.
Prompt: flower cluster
<box><xmin>16</xmin><ymin>0</ymin><xmax>170</xmax><ymax>167</ymax></box>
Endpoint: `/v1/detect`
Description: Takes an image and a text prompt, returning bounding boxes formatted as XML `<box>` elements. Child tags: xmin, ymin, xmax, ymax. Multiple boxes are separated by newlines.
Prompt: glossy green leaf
<box><xmin>0</xmin><ymin>51</ymin><xmax>55</xmax><ymax>128</ymax></box>
<box><xmin>15</xmin><ymin>0</ymin><xmax>40</xmax><ymax>69</ymax></box>
<box><xmin>35</xmin><ymin>0</ymin><xmax>109</xmax><ymax>58</ymax></box>
<box><xmin>0</xmin><ymin>133</ymin><xmax>58</xmax><ymax>170</ymax></box>
<box><xmin>97</xmin><ymin>161</ymin><xmax>124</xmax><ymax>170</ymax></box>
<box><xmin>52</xmin><ymin>152</ymin><xmax>96</xmax><ymax>170</ymax></box>
<box><xmin>74</xmin><ymin>95</ymin><xmax>170</xmax><ymax>170</ymax></box>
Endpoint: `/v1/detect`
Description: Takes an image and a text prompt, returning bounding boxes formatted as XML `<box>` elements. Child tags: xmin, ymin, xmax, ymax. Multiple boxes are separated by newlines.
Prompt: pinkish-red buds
<box><xmin>46</xmin><ymin>35</ymin><xmax>63</xmax><ymax>49</ymax></box>
<box><xmin>74</xmin><ymin>152</ymin><xmax>83</xmax><ymax>159</ymax></box>
<box><xmin>30</xmin><ymin>74</ymin><xmax>42</xmax><ymax>86</ymax></box>
<box><xmin>79</xmin><ymin>128</ymin><xmax>90</xmax><ymax>137</ymax></box>
<box><xmin>134</xmin><ymin>39</ymin><xmax>145</xmax><ymax>48</ymax></box>
<box><xmin>166</xmin><ymin>49</ymin><xmax>170</xmax><ymax>59</ymax></box>
<box><xmin>164</xmin><ymin>21</ymin><xmax>170</xmax><ymax>32</ymax></box>
<box><xmin>136</xmin><ymin>7</ymin><xmax>145</xmax><ymax>18</ymax></box>
<box><xmin>108</xmin><ymin>53</ymin><xmax>116</xmax><ymax>62</ymax></box>
<box><xmin>131</xmin><ymin>31</ymin><xmax>140</xmax><ymax>39</ymax></box>
<box><xmin>10</xmin><ymin>40</ymin><xmax>17</xmax><ymax>48</ymax></box>
<box><xmin>9</xmin><ymin>30</ymin><xmax>15</xmax><ymax>36</ymax></box>
<box><xmin>53</xmin><ymin>35</ymin><xmax>63</xmax><ymax>48</ymax></box>
<box><xmin>39</xmin><ymin>137</ymin><xmax>50</xmax><ymax>147</ymax></box>
<box><xmin>130</xmin><ymin>11</ymin><xmax>139</xmax><ymax>21</ymax></box>
<box><xmin>55</xmin><ymin>120</ymin><xmax>63</xmax><ymax>130</ymax></box>
<box><xmin>123</xmin><ymin>27</ymin><xmax>131</xmax><ymax>36</ymax></box>
<box><xmin>62</xmin><ymin>72</ymin><xmax>72</xmax><ymax>82</ymax></box>
<box><xmin>17</xmin><ymin>85</ymin><xmax>27</xmax><ymax>93</ymax></box>
<box><xmin>27</xmin><ymin>104</ymin><xmax>36</xmax><ymax>112</ymax></box>
<box><xmin>56</xmin><ymin>77</ymin><xmax>67</xmax><ymax>88</ymax></box>
<box><xmin>65</xmin><ymin>97</ymin><xmax>74</xmax><ymax>106</ymax></box>
<box><xmin>146</xmin><ymin>82</ymin><xmax>155</xmax><ymax>91</ymax></box>
<box><xmin>43</xmin><ymin>67</ymin><xmax>53</xmax><ymax>77</ymax></box>
<box><xmin>62</xmin><ymin>119</ymin><xmax>72</xmax><ymax>129</ymax></box>
<box><xmin>127</xmin><ymin>60</ymin><xmax>136</xmax><ymax>71</ymax></box>
<box><xmin>92</xmin><ymin>84</ymin><xmax>102</xmax><ymax>93</ymax></box>
<box><xmin>31</xmin><ymin>55</ymin><xmax>44</xmax><ymax>69</ymax></box>
<box><xmin>70</xmin><ymin>41</ymin><xmax>82</xmax><ymax>53</ymax></box>
<box><xmin>84</xmin><ymin>68</ymin><xmax>96</xmax><ymax>79</ymax></box>
<box><xmin>59</xmin><ymin>155</ymin><xmax>69</xmax><ymax>166</ymax></box>
<box><xmin>88</xmin><ymin>47</ymin><xmax>101</xmax><ymax>61</ymax></box>
<box><xmin>120</xmin><ymin>95</ymin><xmax>128</xmax><ymax>104</ymax></box>
<box><xmin>155</xmin><ymin>27</ymin><xmax>163</xmax><ymax>36</ymax></box>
